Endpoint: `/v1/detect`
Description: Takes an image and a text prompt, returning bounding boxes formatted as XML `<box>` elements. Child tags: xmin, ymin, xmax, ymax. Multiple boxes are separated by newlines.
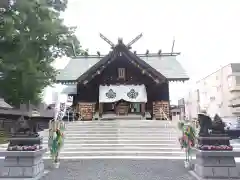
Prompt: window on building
<box><xmin>196</xmin><ymin>89</ymin><xmax>200</xmax><ymax>101</ymax></box>
<box><xmin>218</xmin><ymin>102</ymin><xmax>223</xmax><ymax>108</ymax></box>
<box><xmin>204</xmin><ymin>92</ymin><xmax>207</xmax><ymax>97</ymax></box>
<box><xmin>228</xmin><ymin>76</ymin><xmax>233</xmax><ymax>88</ymax></box>
<box><xmin>210</xmin><ymin>96</ymin><xmax>215</xmax><ymax>101</ymax></box>
<box><xmin>236</xmin><ymin>76</ymin><xmax>240</xmax><ymax>86</ymax></box>
<box><xmin>118</xmin><ymin>68</ymin><xmax>125</xmax><ymax>79</ymax></box>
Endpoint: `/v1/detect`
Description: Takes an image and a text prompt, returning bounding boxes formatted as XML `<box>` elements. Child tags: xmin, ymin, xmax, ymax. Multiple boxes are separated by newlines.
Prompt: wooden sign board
<box><xmin>153</xmin><ymin>101</ymin><xmax>170</xmax><ymax>120</ymax></box>
<box><xmin>78</xmin><ymin>103</ymin><xmax>96</xmax><ymax>121</ymax></box>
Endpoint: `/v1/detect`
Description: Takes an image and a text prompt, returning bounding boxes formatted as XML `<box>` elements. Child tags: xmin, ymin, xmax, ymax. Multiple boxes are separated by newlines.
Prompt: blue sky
<box><xmin>48</xmin><ymin>0</ymin><xmax>240</xmax><ymax>104</ymax></box>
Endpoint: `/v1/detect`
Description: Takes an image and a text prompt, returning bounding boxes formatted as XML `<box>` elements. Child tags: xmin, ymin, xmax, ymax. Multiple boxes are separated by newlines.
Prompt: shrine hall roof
<box><xmin>0</xmin><ymin>98</ymin><xmax>13</xmax><ymax>109</ymax></box>
<box><xmin>56</xmin><ymin>53</ymin><xmax>189</xmax><ymax>83</ymax></box>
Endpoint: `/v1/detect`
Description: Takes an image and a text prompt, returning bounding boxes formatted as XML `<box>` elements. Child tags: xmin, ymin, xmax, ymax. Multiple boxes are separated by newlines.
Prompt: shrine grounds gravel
<box><xmin>41</xmin><ymin>159</ymin><xmax>198</xmax><ymax>180</ymax></box>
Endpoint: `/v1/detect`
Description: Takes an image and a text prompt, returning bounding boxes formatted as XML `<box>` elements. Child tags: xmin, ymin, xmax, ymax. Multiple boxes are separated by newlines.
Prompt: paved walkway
<box><xmin>41</xmin><ymin>159</ymin><xmax>197</xmax><ymax>180</ymax></box>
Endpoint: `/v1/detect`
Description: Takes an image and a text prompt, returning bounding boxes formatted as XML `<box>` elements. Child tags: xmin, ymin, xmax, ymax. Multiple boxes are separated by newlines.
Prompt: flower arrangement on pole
<box><xmin>48</xmin><ymin>120</ymin><xmax>65</xmax><ymax>168</ymax></box>
<box><xmin>48</xmin><ymin>96</ymin><xmax>67</xmax><ymax>168</ymax></box>
<box><xmin>178</xmin><ymin>121</ymin><xmax>196</xmax><ymax>169</ymax></box>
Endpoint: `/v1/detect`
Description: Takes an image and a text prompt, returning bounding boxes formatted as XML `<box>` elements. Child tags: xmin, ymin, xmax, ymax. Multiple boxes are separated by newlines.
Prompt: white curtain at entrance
<box><xmin>99</xmin><ymin>84</ymin><xmax>147</xmax><ymax>103</ymax></box>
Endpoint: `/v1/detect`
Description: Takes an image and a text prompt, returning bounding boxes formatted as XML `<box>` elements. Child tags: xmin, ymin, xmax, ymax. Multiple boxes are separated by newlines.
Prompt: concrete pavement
<box><xmin>41</xmin><ymin>159</ymin><xmax>197</xmax><ymax>180</ymax></box>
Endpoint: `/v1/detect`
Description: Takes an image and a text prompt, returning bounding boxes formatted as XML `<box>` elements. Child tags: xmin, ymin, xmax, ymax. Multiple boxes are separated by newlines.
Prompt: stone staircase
<box><xmin>46</xmin><ymin>120</ymin><xmax>184</xmax><ymax>159</ymax></box>
<box><xmin>1</xmin><ymin>120</ymin><xmax>240</xmax><ymax>160</ymax></box>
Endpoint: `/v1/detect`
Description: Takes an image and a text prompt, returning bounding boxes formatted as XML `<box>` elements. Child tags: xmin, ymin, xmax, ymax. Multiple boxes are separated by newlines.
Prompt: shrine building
<box><xmin>56</xmin><ymin>35</ymin><xmax>189</xmax><ymax>120</ymax></box>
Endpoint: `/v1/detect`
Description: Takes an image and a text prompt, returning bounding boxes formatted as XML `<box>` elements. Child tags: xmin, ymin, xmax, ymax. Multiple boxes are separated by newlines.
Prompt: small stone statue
<box><xmin>14</xmin><ymin>116</ymin><xmax>31</xmax><ymax>135</ymax></box>
<box><xmin>197</xmin><ymin>110</ymin><xmax>212</xmax><ymax>136</ymax></box>
<box><xmin>197</xmin><ymin>112</ymin><xmax>232</xmax><ymax>150</ymax></box>
<box><xmin>12</xmin><ymin>115</ymin><xmax>39</xmax><ymax>137</ymax></box>
<box><xmin>211</xmin><ymin>114</ymin><xmax>225</xmax><ymax>134</ymax></box>
<box><xmin>8</xmin><ymin>115</ymin><xmax>42</xmax><ymax>150</ymax></box>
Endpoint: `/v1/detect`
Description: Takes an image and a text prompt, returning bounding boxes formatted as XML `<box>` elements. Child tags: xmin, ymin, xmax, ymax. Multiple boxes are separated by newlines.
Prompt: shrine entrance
<box><xmin>99</xmin><ymin>85</ymin><xmax>147</xmax><ymax>117</ymax></box>
<box><xmin>102</xmin><ymin>100</ymin><xmax>142</xmax><ymax>115</ymax></box>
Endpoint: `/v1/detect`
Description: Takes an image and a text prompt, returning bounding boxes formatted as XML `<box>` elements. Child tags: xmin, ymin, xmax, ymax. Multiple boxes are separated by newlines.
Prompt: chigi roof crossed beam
<box><xmin>56</xmin><ymin>34</ymin><xmax>189</xmax><ymax>85</ymax></box>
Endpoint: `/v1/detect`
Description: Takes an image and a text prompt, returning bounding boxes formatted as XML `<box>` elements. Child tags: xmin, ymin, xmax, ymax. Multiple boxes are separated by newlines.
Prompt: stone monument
<box><xmin>0</xmin><ymin>115</ymin><xmax>47</xmax><ymax>179</ymax></box>
<box><xmin>191</xmin><ymin>113</ymin><xmax>240</xmax><ymax>179</ymax></box>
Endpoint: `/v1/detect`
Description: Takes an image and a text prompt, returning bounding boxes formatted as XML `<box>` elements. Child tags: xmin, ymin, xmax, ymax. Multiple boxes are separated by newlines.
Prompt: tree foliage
<box><xmin>0</xmin><ymin>0</ymin><xmax>82</xmax><ymax>106</ymax></box>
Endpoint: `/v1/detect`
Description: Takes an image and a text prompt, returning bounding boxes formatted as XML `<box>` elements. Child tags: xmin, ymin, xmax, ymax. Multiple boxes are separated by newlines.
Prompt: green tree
<box><xmin>0</xmin><ymin>0</ymin><xmax>82</xmax><ymax>106</ymax></box>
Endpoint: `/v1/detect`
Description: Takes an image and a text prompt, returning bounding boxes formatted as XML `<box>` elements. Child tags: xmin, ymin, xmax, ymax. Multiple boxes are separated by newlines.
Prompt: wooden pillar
<box><xmin>99</xmin><ymin>103</ymin><xmax>103</xmax><ymax>117</ymax></box>
<box><xmin>141</xmin><ymin>103</ymin><xmax>145</xmax><ymax>116</ymax></box>
<box><xmin>77</xmin><ymin>103</ymin><xmax>80</xmax><ymax>121</ymax></box>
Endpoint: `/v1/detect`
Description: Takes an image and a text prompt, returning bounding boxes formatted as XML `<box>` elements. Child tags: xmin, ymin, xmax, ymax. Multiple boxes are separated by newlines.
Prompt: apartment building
<box><xmin>185</xmin><ymin>63</ymin><xmax>240</xmax><ymax>118</ymax></box>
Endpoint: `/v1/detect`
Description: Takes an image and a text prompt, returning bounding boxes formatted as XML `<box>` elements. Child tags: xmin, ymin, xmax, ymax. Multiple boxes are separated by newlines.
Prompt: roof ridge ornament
<box><xmin>99</xmin><ymin>33</ymin><xmax>143</xmax><ymax>49</ymax></box>
<box><xmin>126</xmin><ymin>33</ymin><xmax>143</xmax><ymax>49</ymax></box>
<box><xmin>99</xmin><ymin>33</ymin><xmax>115</xmax><ymax>48</ymax></box>
<box><xmin>118</xmin><ymin>38</ymin><xmax>123</xmax><ymax>44</ymax></box>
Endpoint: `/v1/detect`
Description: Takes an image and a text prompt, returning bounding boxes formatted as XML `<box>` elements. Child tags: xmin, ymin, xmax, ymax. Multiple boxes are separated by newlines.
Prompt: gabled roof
<box><xmin>140</xmin><ymin>55</ymin><xmax>189</xmax><ymax>81</ymax></box>
<box><xmin>56</xmin><ymin>56</ymin><xmax>102</xmax><ymax>82</ymax></box>
<box><xmin>56</xmin><ymin>43</ymin><xmax>189</xmax><ymax>83</ymax></box>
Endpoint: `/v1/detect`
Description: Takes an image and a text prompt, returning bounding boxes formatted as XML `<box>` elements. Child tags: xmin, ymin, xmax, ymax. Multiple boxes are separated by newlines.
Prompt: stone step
<box><xmin>44</xmin><ymin>151</ymin><xmax>185</xmax><ymax>156</ymax></box>
<box><xmin>62</xmin><ymin>131</ymin><xmax>180</xmax><ymax>135</ymax></box>
<box><xmin>63</xmin><ymin>131</ymin><xmax>180</xmax><ymax>135</ymax></box>
<box><xmin>66</xmin><ymin>120</ymin><xmax>173</xmax><ymax>123</ymax></box>
<box><xmin>59</xmin><ymin>148</ymin><xmax>182</xmax><ymax>152</ymax></box>
<box><xmin>42</xmin><ymin>139</ymin><xmax>178</xmax><ymax>144</ymax></box>
<box><xmin>64</xmin><ymin>128</ymin><xmax>179</xmax><ymax>131</ymax></box>
<box><xmin>65</xmin><ymin>125</ymin><xmax>178</xmax><ymax>127</ymax></box>
<box><xmin>65</xmin><ymin>123</ymin><xmax>177</xmax><ymax>126</ymax></box>
<box><xmin>62</xmin><ymin>133</ymin><xmax>180</xmax><ymax>136</ymax></box>
<box><xmin>64</xmin><ymin>128</ymin><xmax>178</xmax><ymax>132</ymax></box>
<box><xmin>43</xmin><ymin>136</ymin><xmax>179</xmax><ymax>140</ymax></box>
<box><xmin>48</xmin><ymin>143</ymin><xmax>179</xmax><ymax>147</ymax></box>
<box><xmin>43</xmin><ymin>156</ymin><xmax>187</xmax><ymax>159</ymax></box>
